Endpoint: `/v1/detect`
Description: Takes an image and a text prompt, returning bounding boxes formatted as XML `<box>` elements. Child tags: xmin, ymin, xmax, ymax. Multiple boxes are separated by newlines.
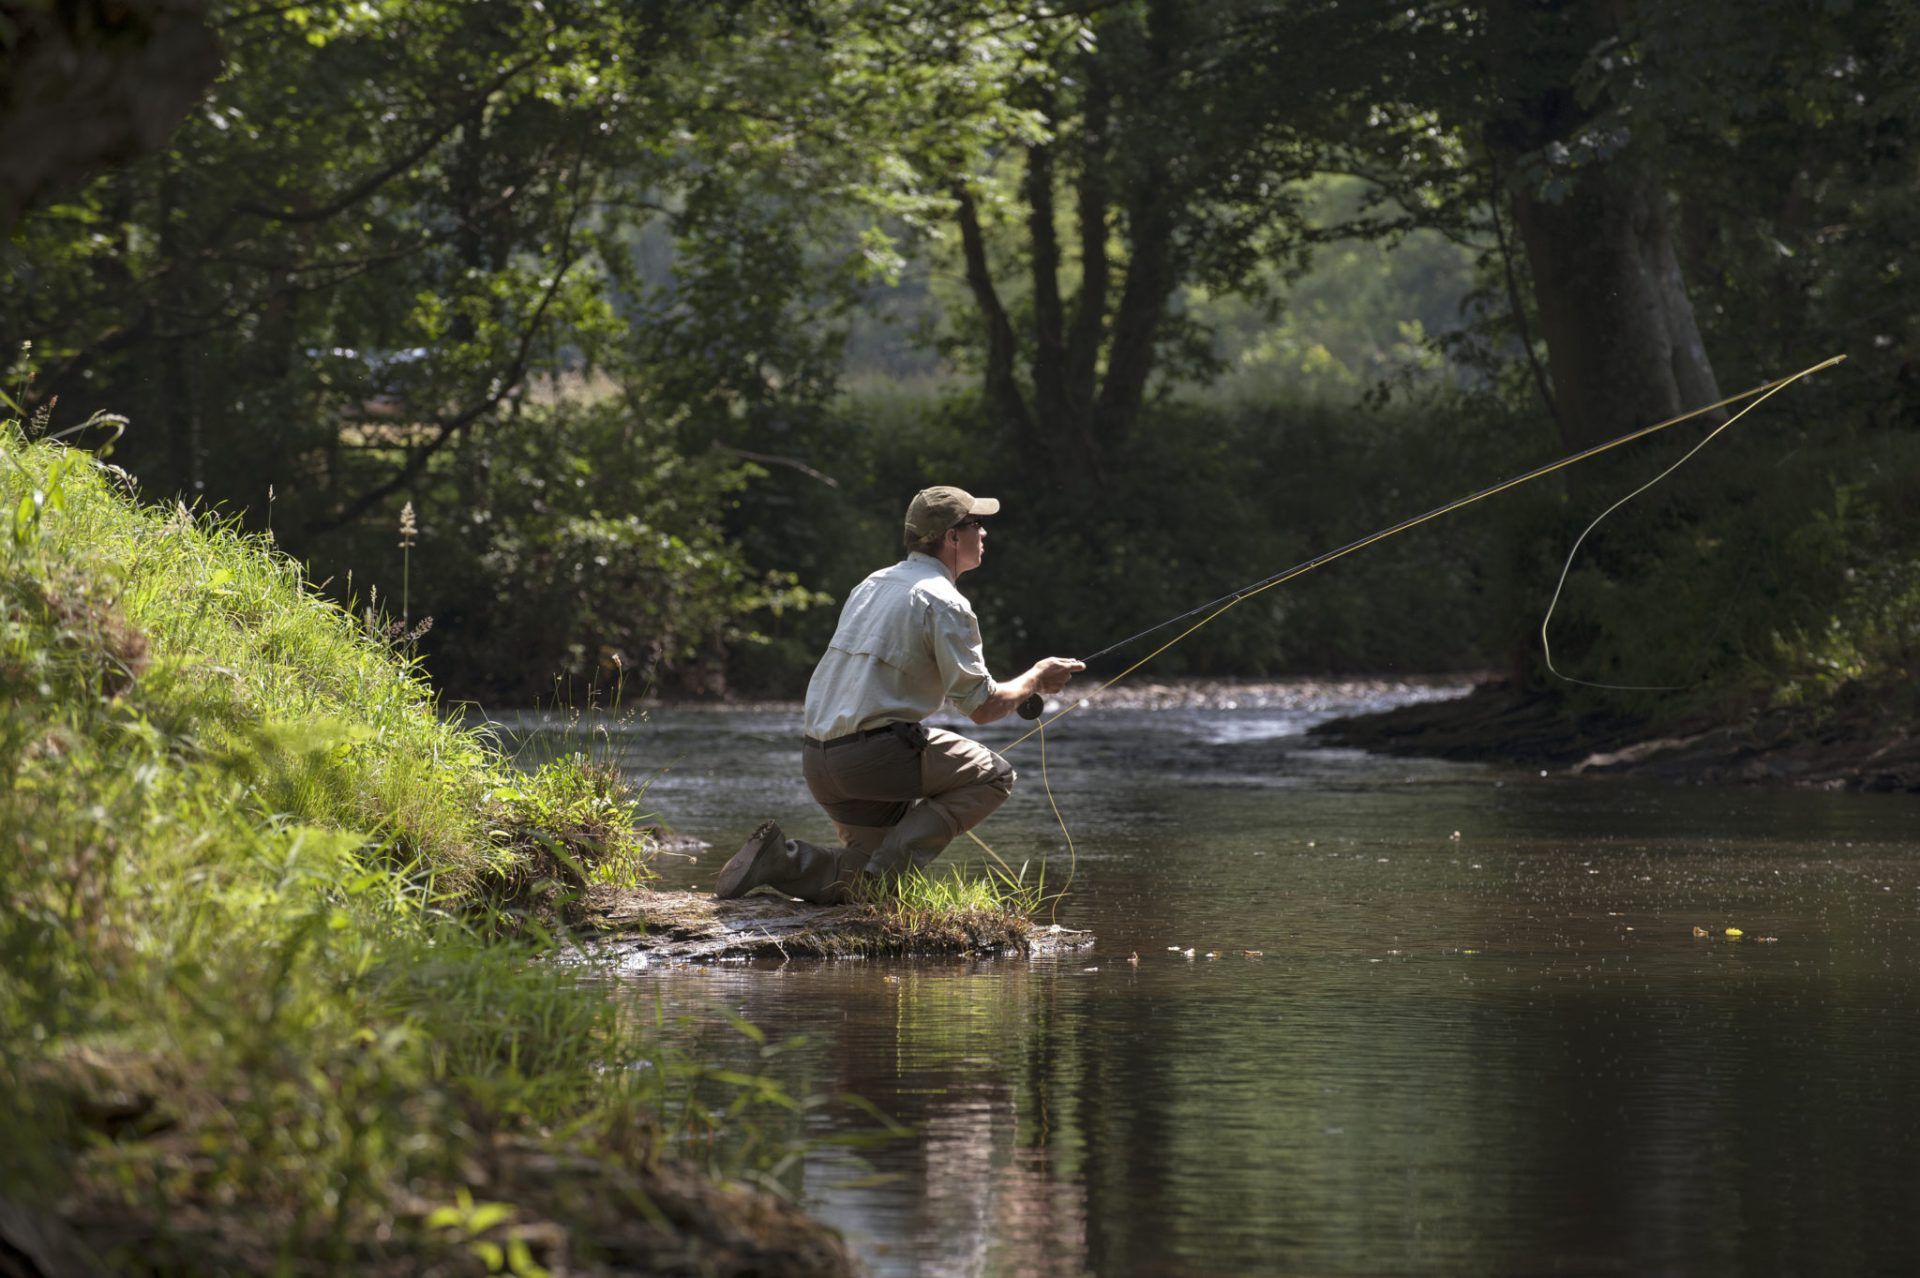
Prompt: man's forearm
<box><xmin>970</xmin><ymin>670</ymin><xmax>1042</xmax><ymax>725</ymax></box>
<box><xmin>968</xmin><ymin>656</ymin><xmax>1084</xmax><ymax>725</ymax></box>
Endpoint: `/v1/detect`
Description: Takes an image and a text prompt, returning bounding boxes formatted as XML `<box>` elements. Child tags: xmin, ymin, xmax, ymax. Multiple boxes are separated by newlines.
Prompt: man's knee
<box><xmin>969</xmin><ymin>755</ymin><xmax>1015</xmax><ymax>822</ymax></box>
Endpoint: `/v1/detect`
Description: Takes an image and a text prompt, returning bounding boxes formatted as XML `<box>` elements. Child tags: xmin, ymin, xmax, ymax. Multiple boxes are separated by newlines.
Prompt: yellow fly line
<box><xmin>1004</xmin><ymin>353</ymin><xmax>1845</xmax><ymax>754</ymax></box>
<box><xmin>965</xmin><ymin>353</ymin><xmax>1847</xmax><ymax>895</ymax></box>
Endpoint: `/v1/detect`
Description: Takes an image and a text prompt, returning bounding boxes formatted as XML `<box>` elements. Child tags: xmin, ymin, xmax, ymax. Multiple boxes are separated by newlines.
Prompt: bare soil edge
<box><xmin>572</xmin><ymin>888</ymin><xmax>1095</xmax><ymax>964</ymax></box>
<box><xmin>1310</xmin><ymin>679</ymin><xmax>1920</xmax><ymax>792</ymax></box>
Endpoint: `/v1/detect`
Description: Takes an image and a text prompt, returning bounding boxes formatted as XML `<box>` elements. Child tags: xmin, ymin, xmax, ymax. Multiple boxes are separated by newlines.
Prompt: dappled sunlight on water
<box><xmin>510</xmin><ymin>682</ymin><xmax>1920</xmax><ymax>1275</ymax></box>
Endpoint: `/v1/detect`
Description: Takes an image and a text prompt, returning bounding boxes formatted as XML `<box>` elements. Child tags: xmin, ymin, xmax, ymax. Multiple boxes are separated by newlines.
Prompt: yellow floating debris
<box><xmin>1725</xmin><ymin>927</ymin><xmax>1744</xmax><ymax>938</ymax></box>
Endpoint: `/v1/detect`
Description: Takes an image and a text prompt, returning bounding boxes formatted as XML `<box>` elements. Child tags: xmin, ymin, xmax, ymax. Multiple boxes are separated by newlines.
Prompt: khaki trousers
<box><xmin>801</xmin><ymin>723</ymin><xmax>1016</xmax><ymax>882</ymax></box>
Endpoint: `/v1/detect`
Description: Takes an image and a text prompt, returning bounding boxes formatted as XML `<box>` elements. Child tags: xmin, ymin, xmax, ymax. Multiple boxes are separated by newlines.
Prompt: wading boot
<box><xmin>862</xmin><ymin>801</ymin><xmax>959</xmax><ymax>879</ymax></box>
<box><xmin>715</xmin><ymin>822</ymin><xmax>867</xmax><ymax>905</ymax></box>
<box><xmin>714</xmin><ymin>821</ymin><xmax>787</xmax><ymax>899</ymax></box>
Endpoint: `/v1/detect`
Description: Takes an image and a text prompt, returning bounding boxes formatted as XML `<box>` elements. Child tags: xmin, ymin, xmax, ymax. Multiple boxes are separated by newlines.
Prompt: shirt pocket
<box><xmin>830</xmin><ymin>588</ymin><xmax>927</xmax><ymax>673</ymax></box>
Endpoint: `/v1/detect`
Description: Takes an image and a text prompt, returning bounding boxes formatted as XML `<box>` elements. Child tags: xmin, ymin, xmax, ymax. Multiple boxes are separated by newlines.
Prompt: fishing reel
<box><xmin>1017</xmin><ymin>692</ymin><xmax>1045</xmax><ymax>720</ymax></box>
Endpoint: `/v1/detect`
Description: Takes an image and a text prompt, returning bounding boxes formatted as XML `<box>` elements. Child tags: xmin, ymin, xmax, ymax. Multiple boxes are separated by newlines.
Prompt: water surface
<box><xmin>511</xmin><ymin>685</ymin><xmax>1920</xmax><ymax>1275</ymax></box>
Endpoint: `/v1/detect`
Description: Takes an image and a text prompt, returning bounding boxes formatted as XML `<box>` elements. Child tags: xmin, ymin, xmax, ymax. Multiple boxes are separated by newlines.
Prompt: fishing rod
<box><xmin>1014</xmin><ymin>354</ymin><xmax>1845</xmax><ymax>722</ymax></box>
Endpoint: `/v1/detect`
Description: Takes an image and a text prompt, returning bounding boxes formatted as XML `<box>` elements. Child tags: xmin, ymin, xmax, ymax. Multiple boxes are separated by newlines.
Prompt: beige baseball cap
<box><xmin>904</xmin><ymin>485</ymin><xmax>1000</xmax><ymax>539</ymax></box>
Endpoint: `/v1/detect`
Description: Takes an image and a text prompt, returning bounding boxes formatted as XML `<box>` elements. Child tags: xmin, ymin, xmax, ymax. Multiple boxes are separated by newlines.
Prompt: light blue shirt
<box><xmin>802</xmin><ymin>554</ymin><xmax>997</xmax><ymax>740</ymax></box>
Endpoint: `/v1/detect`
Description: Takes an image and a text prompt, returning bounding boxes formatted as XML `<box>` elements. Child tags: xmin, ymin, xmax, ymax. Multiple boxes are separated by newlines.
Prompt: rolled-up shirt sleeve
<box><xmin>928</xmin><ymin>599</ymin><xmax>996</xmax><ymax>715</ymax></box>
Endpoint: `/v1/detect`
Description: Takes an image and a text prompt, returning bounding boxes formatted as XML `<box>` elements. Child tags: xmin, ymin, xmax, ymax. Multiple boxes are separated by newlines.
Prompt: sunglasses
<box><xmin>952</xmin><ymin>518</ymin><xmax>986</xmax><ymax>532</ymax></box>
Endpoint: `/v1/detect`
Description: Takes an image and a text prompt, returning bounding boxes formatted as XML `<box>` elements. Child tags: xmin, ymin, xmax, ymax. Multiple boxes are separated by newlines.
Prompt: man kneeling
<box><xmin>714</xmin><ymin>485</ymin><xmax>1082</xmax><ymax>904</ymax></box>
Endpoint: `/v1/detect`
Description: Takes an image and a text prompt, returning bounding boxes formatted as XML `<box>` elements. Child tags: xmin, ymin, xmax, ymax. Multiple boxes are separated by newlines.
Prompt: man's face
<box><xmin>949</xmin><ymin>517</ymin><xmax>987</xmax><ymax>575</ymax></box>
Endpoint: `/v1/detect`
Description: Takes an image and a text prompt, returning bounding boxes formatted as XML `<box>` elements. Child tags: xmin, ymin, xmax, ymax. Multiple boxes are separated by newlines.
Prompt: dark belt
<box><xmin>803</xmin><ymin>722</ymin><xmax>905</xmax><ymax>749</ymax></box>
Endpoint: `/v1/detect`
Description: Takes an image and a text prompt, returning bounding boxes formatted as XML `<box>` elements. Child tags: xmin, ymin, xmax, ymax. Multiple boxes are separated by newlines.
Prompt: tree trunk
<box><xmin>1508</xmin><ymin>164</ymin><xmax>1720</xmax><ymax>451</ymax></box>
<box><xmin>0</xmin><ymin>0</ymin><xmax>220</xmax><ymax>232</ymax></box>
<box><xmin>952</xmin><ymin>184</ymin><xmax>1038</xmax><ymax>456</ymax></box>
<box><xmin>1090</xmin><ymin>0</ymin><xmax>1185</xmax><ymax>449</ymax></box>
<box><xmin>1063</xmin><ymin>60</ymin><xmax>1110</xmax><ymax>429</ymax></box>
<box><xmin>1025</xmin><ymin>87</ymin><xmax>1105</xmax><ymax>481</ymax></box>
<box><xmin>1026</xmin><ymin>109</ymin><xmax>1069</xmax><ymax>430</ymax></box>
<box><xmin>156</xmin><ymin>162</ymin><xmax>199</xmax><ymax>496</ymax></box>
<box><xmin>1094</xmin><ymin>180</ymin><xmax>1175</xmax><ymax>447</ymax></box>
<box><xmin>1480</xmin><ymin>0</ymin><xmax>1722</xmax><ymax>450</ymax></box>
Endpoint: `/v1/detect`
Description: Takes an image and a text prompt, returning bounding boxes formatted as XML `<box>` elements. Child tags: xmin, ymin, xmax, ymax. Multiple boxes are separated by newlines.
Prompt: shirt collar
<box><xmin>906</xmin><ymin>550</ymin><xmax>956</xmax><ymax>582</ymax></box>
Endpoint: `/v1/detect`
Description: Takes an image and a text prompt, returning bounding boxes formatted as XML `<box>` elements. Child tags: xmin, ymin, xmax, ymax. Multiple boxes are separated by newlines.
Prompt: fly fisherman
<box><xmin>714</xmin><ymin>486</ymin><xmax>1085</xmax><ymax>904</ymax></box>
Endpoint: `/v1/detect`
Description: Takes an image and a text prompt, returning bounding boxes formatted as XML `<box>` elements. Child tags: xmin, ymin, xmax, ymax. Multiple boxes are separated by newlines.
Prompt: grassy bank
<box><xmin>0</xmin><ymin>421</ymin><xmax>854</xmax><ymax>1274</ymax></box>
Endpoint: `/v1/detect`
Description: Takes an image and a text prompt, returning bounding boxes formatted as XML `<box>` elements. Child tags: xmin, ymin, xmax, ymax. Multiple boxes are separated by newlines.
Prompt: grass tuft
<box><xmin>848</xmin><ymin>861</ymin><xmax>1043</xmax><ymax>953</ymax></box>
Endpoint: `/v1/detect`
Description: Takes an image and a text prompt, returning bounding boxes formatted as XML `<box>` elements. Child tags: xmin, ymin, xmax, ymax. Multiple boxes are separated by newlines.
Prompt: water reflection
<box><xmin>508</xmin><ymin>687</ymin><xmax>1920</xmax><ymax>1275</ymax></box>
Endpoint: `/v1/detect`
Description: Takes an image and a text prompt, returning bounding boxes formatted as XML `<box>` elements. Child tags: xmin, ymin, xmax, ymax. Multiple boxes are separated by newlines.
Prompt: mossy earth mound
<box><xmin>579</xmin><ymin>888</ymin><xmax>1093</xmax><ymax>964</ymax></box>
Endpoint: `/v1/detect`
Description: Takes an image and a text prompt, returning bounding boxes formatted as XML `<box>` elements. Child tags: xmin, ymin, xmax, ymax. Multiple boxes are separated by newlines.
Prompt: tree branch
<box><xmin>1064</xmin><ymin>56</ymin><xmax>1110</xmax><ymax>421</ymax></box>
<box><xmin>224</xmin><ymin>53</ymin><xmax>543</xmax><ymax>230</ymax></box>
<box><xmin>951</xmin><ymin>181</ymin><xmax>1036</xmax><ymax>445</ymax></box>
<box><xmin>1095</xmin><ymin>0</ymin><xmax>1183</xmax><ymax>452</ymax></box>
<box><xmin>1094</xmin><ymin>181</ymin><xmax>1174</xmax><ymax>449</ymax></box>
<box><xmin>1488</xmin><ymin>154</ymin><xmax>1560</xmax><ymax>428</ymax></box>
<box><xmin>714</xmin><ymin>444</ymin><xmax>840</xmax><ymax>488</ymax></box>
<box><xmin>305</xmin><ymin>142</ymin><xmax>593</xmax><ymax>536</ymax></box>
<box><xmin>1025</xmin><ymin>87</ymin><xmax>1069</xmax><ymax>428</ymax></box>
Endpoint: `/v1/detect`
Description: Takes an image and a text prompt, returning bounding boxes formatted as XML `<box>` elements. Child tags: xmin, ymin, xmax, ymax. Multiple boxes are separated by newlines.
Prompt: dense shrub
<box><xmin>325</xmin><ymin>396</ymin><xmax>830</xmax><ymax>705</ymax></box>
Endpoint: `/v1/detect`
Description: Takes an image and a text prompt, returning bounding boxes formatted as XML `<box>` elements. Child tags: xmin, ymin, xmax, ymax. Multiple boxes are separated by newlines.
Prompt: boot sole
<box><xmin>714</xmin><ymin>821</ymin><xmax>782</xmax><ymax>898</ymax></box>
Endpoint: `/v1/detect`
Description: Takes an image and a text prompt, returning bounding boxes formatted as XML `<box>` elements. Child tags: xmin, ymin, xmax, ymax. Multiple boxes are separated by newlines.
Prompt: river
<box><xmin>510</xmin><ymin>680</ymin><xmax>1920</xmax><ymax>1276</ymax></box>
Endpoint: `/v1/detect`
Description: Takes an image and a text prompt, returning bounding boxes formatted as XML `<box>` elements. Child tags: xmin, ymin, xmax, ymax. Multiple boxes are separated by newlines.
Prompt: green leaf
<box><xmin>721</xmin><ymin>1009</ymin><xmax>765</xmax><ymax>1044</ymax></box>
<box><xmin>467</xmin><ymin>1202</ymin><xmax>513</xmax><ymax>1234</ymax></box>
